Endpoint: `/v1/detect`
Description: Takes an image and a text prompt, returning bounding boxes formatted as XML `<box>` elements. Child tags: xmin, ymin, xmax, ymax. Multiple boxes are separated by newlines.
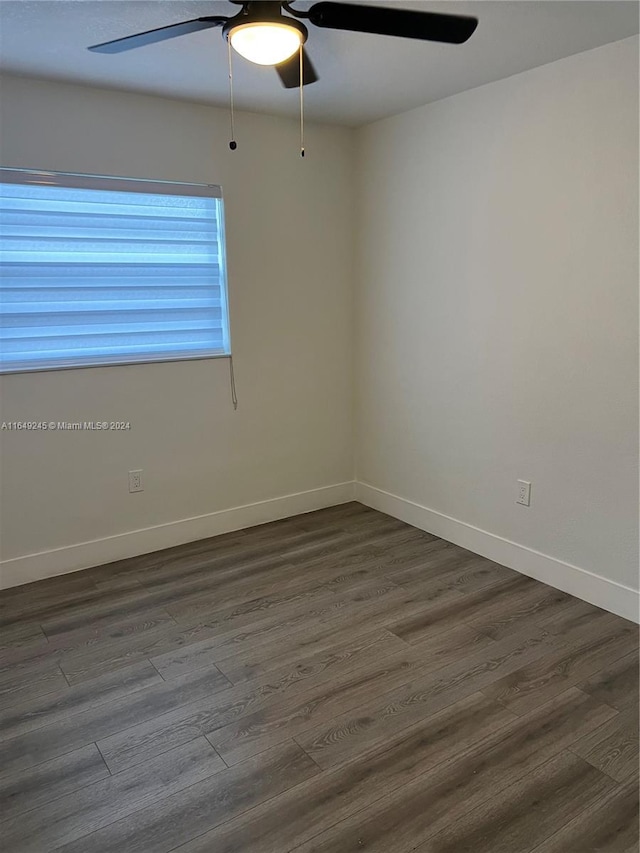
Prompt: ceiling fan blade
<box><xmin>275</xmin><ymin>49</ymin><xmax>319</xmax><ymax>88</ymax></box>
<box><xmin>307</xmin><ymin>2</ymin><xmax>478</xmax><ymax>44</ymax></box>
<box><xmin>88</xmin><ymin>17</ymin><xmax>228</xmax><ymax>54</ymax></box>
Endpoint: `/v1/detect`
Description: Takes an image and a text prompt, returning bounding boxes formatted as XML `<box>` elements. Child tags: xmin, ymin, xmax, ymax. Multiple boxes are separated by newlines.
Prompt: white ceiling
<box><xmin>0</xmin><ymin>0</ymin><xmax>637</xmax><ymax>126</ymax></box>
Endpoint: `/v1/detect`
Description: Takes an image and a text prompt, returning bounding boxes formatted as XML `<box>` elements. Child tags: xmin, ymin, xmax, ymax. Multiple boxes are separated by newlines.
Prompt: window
<box><xmin>0</xmin><ymin>169</ymin><xmax>231</xmax><ymax>373</ymax></box>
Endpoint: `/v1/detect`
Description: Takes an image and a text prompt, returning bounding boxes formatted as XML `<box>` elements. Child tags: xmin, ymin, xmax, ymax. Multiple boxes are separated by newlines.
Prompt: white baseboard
<box><xmin>4</xmin><ymin>478</ymin><xmax>637</xmax><ymax>625</ymax></box>
<box><xmin>355</xmin><ymin>481</ymin><xmax>640</xmax><ymax>624</ymax></box>
<box><xmin>0</xmin><ymin>481</ymin><xmax>356</xmax><ymax>590</ymax></box>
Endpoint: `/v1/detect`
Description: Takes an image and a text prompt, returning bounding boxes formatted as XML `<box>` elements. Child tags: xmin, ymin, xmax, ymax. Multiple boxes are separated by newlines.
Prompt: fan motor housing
<box><xmin>222</xmin><ymin>2</ymin><xmax>309</xmax><ymax>43</ymax></box>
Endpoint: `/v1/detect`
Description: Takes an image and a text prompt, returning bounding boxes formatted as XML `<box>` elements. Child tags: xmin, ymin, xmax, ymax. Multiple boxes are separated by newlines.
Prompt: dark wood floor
<box><xmin>0</xmin><ymin>502</ymin><xmax>638</xmax><ymax>852</ymax></box>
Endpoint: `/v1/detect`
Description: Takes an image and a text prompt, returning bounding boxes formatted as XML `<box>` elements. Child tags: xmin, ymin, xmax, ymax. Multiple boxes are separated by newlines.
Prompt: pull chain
<box><xmin>228</xmin><ymin>39</ymin><xmax>237</xmax><ymax>150</ymax></box>
<box><xmin>299</xmin><ymin>46</ymin><xmax>305</xmax><ymax>157</ymax></box>
<box><xmin>226</xmin><ymin>43</ymin><xmax>237</xmax><ymax>407</ymax></box>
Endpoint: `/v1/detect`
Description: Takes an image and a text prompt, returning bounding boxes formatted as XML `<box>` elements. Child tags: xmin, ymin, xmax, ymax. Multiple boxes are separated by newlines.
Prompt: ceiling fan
<box><xmin>88</xmin><ymin>1</ymin><xmax>479</xmax><ymax>89</ymax></box>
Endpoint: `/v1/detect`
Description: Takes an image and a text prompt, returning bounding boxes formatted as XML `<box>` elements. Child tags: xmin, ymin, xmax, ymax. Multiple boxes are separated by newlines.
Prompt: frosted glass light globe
<box><xmin>230</xmin><ymin>22</ymin><xmax>302</xmax><ymax>66</ymax></box>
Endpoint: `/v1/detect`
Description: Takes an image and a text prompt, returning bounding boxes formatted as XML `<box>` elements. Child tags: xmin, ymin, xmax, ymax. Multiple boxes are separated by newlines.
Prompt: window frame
<box><xmin>0</xmin><ymin>167</ymin><xmax>232</xmax><ymax>375</ymax></box>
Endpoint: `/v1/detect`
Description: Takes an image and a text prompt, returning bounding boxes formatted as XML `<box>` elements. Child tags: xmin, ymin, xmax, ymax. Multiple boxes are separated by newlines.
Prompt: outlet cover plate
<box><xmin>128</xmin><ymin>469</ymin><xmax>143</xmax><ymax>493</ymax></box>
<box><xmin>517</xmin><ymin>479</ymin><xmax>531</xmax><ymax>506</ymax></box>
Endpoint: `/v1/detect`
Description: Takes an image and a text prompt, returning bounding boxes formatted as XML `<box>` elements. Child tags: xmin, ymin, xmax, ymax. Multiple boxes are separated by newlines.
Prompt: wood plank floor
<box><xmin>0</xmin><ymin>502</ymin><xmax>637</xmax><ymax>852</ymax></box>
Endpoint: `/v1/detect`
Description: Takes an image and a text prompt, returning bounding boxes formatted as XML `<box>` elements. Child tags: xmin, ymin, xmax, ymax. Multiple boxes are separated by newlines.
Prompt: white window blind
<box><xmin>0</xmin><ymin>169</ymin><xmax>231</xmax><ymax>373</ymax></box>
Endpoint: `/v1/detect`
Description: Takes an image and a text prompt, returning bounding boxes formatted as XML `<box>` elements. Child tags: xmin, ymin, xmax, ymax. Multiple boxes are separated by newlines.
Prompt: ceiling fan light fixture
<box><xmin>229</xmin><ymin>21</ymin><xmax>305</xmax><ymax>66</ymax></box>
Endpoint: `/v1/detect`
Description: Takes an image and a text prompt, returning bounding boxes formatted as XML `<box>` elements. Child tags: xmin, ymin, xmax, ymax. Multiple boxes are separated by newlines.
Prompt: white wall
<box><xmin>354</xmin><ymin>37</ymin><xmax>639</xmax><ymax>613</ymax></box>
<box><xmin>0</xmin><ymin>75</ymin><xmax>355</xmax><ymax>584</ymax></box>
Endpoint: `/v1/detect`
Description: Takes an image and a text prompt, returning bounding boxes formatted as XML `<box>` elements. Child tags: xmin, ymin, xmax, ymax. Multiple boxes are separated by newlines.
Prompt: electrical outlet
<box><xmin>128</xmin><ymin>469</ymin><xmax>143</xmax><ymax>493</ymax></box>
<box><xmin>516</xmin><ymin>479</ymin><xmax>531</xmax><ymax>506</ymax></box>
